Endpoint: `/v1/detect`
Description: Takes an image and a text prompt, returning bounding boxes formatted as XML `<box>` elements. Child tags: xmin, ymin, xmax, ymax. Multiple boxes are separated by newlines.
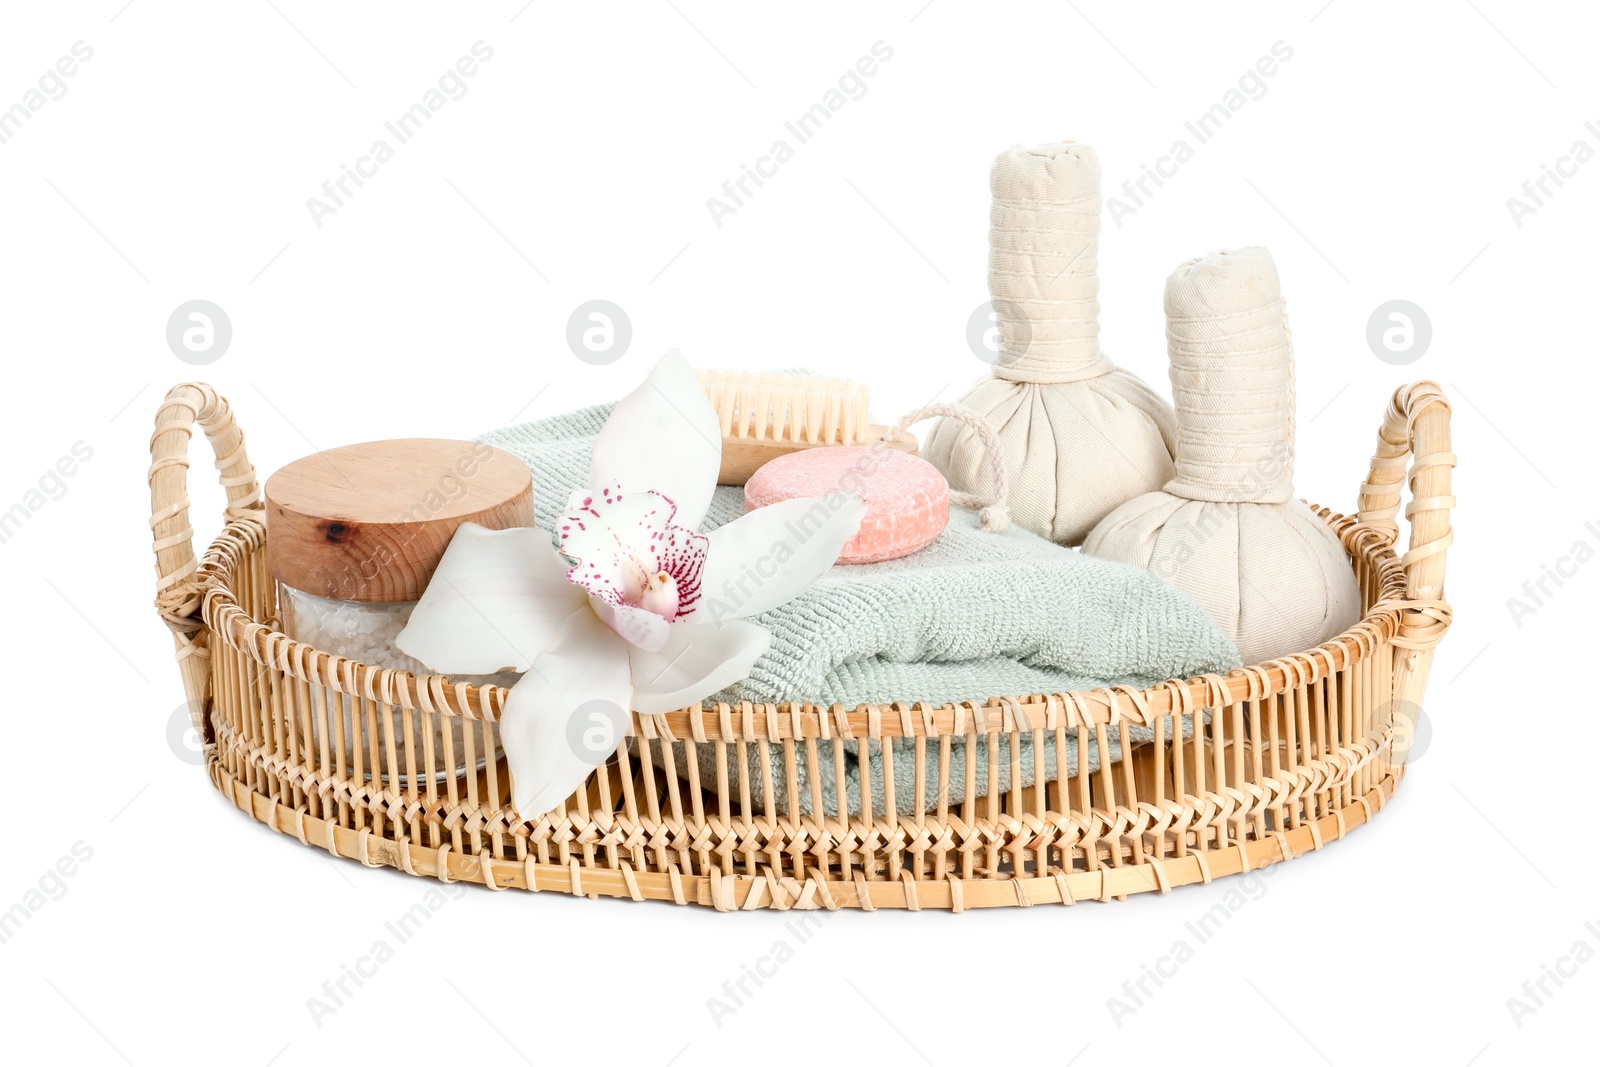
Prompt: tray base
<box><xmin>206</xmin><ymin>750</ymin><xmax>1400</xmax><ymax>911</ymax></box>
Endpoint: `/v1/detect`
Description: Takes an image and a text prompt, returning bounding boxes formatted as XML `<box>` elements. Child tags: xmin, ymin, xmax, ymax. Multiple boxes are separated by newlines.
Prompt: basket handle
<box><xmin>149</xmin><ymin>383</ymin><xmax>261</xmax><ymax>726</ymax></box>
<box><xmin>1356</xmin><ymin>380</ymin><xmax>1454</xmax><ymax>702</ymax></box>
<box><xmin>1357</xmin><ymin>380</ymin><xmax>1454</xmax><ymax>599</ymax></box>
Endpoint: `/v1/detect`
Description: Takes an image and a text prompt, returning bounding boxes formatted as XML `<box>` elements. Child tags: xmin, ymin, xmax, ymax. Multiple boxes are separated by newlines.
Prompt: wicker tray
<box><xmin>148</xmin><ymin>381</ymin><xmax>1454</xmax><ymax>911</ymax></box>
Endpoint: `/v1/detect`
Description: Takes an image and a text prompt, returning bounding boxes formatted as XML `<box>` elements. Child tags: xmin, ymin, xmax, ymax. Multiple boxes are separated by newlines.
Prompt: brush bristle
<box><xmin>696</xmin><ymin>370</ymin><xmax>871</xmax><ymax>444</ymax></box>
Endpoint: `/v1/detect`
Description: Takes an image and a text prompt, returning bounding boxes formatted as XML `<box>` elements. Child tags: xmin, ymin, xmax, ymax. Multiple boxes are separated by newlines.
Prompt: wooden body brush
<box><xmin>698</xmin><ymin>370</ymin><xmax>919</xmax><ymax>485</ymax></box>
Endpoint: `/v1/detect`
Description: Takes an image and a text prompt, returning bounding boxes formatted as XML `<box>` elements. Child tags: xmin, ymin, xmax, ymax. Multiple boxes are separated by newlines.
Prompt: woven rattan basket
<box><xmin>148</xmin><ymin>380</ymin><xmax>1454</xmax><ymax>911</ymax></box>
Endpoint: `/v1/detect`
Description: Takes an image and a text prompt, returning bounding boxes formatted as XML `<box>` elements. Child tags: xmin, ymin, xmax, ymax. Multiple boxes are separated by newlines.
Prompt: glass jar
<box><xmin>265</xmin><ymin>438</ymin><xmax>534</xmax><ymax>784</ymax></box>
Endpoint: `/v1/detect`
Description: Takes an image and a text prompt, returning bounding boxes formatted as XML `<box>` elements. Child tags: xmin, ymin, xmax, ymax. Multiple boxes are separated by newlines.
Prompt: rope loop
<box><xmin>886</xmin><ymin>403</ymin><xmax>1010</xmax><ymax>531</ymax></box>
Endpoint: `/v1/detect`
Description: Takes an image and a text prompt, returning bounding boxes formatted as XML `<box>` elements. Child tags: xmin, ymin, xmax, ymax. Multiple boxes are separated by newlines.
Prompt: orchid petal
<box><xmin>588</xmin><ymin>350</ymin><xmax>721</xmax><ymax>529</ymax></box>
<box><xmin>395</xmin><ymin>524</ymin><xmax>586</xmax><ymax>675</ymax></box>
<box><xmin>557</xmin><ymin>485</ymin><xmax>708</xmax><ymax>621</ymax></box>
<box><xmin>689</xmin><ymin>493</ymin><xmax>866</xmax><ymax>621</ymax></box>
<box><xmin>628</xmin><ymin>618</ymin><xmax>772</xmax><ymax>715</ymax></box>
<box><xmin>501</xmin><ymin>606</ymin><xmax>634</xmax><ymax>818</ymax></box>
<box><xmin>590</xmin><ymin>598</ymin><xmax>671</xmax><ymax>652</ymax></box>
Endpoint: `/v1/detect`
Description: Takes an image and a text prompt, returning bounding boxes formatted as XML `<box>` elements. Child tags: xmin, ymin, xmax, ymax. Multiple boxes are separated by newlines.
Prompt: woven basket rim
<box><xmin>194</xmin><ymin>501</ymin><xmax>1410</xmax><ymax>736</ymax></box>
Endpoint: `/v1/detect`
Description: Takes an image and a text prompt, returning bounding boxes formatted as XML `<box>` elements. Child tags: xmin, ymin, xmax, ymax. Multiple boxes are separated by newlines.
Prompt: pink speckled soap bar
<box><xmin>744</xmin><ymin>447</ymin><xmax>950</xmax><ymax>564</ymax></box>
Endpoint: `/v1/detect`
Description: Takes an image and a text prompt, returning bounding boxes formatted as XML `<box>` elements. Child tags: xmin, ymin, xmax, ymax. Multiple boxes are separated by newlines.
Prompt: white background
<box><xmin>1</xmin><ymin>1</ymin><xmax>1593</xmax><ymax>1063</ymax></box>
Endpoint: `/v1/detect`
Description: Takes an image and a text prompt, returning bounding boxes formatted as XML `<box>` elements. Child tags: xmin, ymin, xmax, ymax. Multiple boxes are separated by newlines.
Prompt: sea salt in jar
<box><xmin>264</xmin><ymin>439</ymin><xmax>534</xmax><ymax>782</ymax></box>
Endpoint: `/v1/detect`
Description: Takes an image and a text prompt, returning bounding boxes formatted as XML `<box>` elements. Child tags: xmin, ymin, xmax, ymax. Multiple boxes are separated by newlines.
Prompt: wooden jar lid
<box><xmin>264</xmin><ymin>439</ymin><xmax>533</xmax><ymax>603</ymax></box>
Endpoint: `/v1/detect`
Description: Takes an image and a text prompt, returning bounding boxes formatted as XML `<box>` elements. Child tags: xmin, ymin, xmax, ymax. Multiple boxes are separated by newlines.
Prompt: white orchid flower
<box><xmin>396</xmin><ymin>351</ymin><xmax>865</xmax><ymax>817</ymax></box>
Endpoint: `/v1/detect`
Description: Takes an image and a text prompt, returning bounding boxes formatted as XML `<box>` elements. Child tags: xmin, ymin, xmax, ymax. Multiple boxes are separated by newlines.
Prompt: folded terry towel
<box><xmin>482</xmin><ymin>402</ymin><xmax>1240</xmax><ymax>817</ymax></box>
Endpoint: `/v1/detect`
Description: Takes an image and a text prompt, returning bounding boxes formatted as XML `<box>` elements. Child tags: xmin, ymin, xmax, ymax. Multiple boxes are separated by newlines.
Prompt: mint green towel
<box><xmin>482</xmin><ymin>404</ymin><xmax>1240</xmax><ymax>817</ymax></box>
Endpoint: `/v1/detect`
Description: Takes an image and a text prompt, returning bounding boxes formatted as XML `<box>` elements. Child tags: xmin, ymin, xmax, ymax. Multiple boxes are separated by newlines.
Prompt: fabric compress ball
<box><xmin>1082</xmin><ymin>246</ymin><xmax>1360</xmax><ymax>665</ymax></box>
<box><xmin>924</xmin><ymin>141</ymin><xmax>1176</xmax><ymax>546</ymax></box>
